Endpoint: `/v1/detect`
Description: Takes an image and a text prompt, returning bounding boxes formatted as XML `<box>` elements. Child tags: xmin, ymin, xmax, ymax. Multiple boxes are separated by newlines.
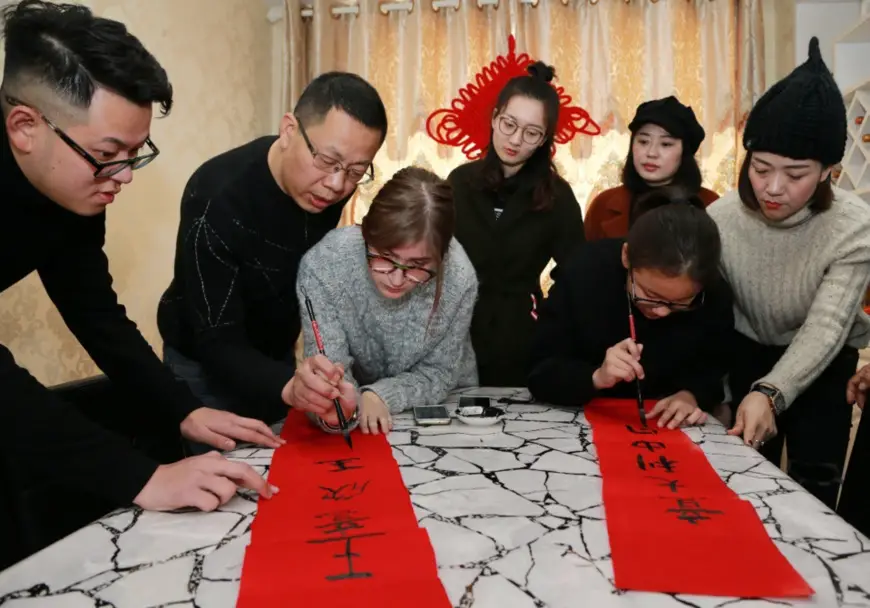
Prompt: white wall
<box><xmin>795</xmin><ymin>0</ymin><xmax>860</xmax><ymax>65</ymax></box>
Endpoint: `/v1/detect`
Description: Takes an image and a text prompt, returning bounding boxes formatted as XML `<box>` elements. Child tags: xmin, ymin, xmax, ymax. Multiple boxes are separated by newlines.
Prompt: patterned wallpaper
<box><xmin>0</xmin><ymin>0</ymin><xmax>275</xmax><ymax>386</ymax></box>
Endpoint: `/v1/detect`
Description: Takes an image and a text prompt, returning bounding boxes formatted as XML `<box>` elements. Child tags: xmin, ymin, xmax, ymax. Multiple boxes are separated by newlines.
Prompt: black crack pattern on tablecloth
<box><xmin>1</xmin><ymin>390</ymin><xmax>868</xmax><ymax>607</ymax></box>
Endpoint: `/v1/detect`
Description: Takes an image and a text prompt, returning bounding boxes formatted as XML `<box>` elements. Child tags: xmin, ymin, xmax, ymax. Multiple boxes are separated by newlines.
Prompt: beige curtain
<box><xmin>282</xmin><ymin>0</ymin><xmax>770</xmax><ymax>226</ymax></box>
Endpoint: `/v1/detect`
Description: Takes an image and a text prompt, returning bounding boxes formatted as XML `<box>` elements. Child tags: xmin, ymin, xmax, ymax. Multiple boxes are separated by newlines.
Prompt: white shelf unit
<box><xmin>834</xmin><ymin>13</ymin><xmax>870</xmax><ymax>205</ymax></box>
<box><xmin>838</xmin><ymin>87</ymin><xmax>870</xmax><ymax>203</ymax></box>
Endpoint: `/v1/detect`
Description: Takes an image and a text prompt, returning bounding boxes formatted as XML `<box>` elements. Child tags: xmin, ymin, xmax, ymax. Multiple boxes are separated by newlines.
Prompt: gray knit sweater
<box><xmin>296</xmin><ymin>225</ymin><xmax>479</xmax><ymax>419</ymax></box>
<box><xmin>709</xmin><ymin>187</ymin><xmax>870</xmax><ymax>409</ymax></box>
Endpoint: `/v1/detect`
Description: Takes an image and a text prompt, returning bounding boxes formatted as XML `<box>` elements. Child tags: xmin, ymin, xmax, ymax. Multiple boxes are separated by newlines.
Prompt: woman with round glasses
<box><xmin>447</xmin><ymin>61</ymin><xmax>585</xmax><ymax>388</ymax></box>
<box><xmin>584</xmin><ymin>96</ymin><xmax>718</xmax><ymax>241</ymax></box>
<box><xmin>284</xmin><ymin>166</ymin><xmax>478</xmax><ymax>435</ymax></box>
<box><xmin>528</xmin><ymin>187</ymin><xmax>734</xmax><ymax>429</ymax></box>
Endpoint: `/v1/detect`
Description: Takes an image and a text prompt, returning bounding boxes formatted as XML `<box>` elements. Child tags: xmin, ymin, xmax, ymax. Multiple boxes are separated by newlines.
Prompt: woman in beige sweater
<box><xmin>709</xmin><ymin>38</ymin><xmax>870</xmax><ymax>510</ymax></box>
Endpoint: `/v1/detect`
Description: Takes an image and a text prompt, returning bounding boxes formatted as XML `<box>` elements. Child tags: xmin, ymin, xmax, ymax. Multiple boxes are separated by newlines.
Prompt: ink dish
<box><xmin>456</xmin><ymin>404</ymin><xmax>506</xmax><ymax>426</ymax></box>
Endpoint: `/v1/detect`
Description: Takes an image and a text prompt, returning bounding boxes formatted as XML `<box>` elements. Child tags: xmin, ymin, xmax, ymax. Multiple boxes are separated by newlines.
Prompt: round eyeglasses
<box><xmin>496</xmin><ymin>115</ymin><xmax>546</xmax><ymax>146</ymax></box>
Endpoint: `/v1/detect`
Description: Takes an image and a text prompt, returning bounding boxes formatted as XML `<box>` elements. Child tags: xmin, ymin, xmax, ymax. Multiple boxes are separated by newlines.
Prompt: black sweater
<box><xmin>157</xmin><ymin>137</ymin><xmax>347</xmax><ymax>418</ymax></box>
<box><xmin>528</xmin><ymin>239</ymin><xmax>734</xmax><ymax>410</ymax></box>
<box><xmin>447</xmin><ymin>161</ymin><xmax>585</xmax><ymax>387</ymax></box>
<box><xmin>0</xmin><ymin>128</ymin><xmax>202</xmax><ymax>506</ymax></box>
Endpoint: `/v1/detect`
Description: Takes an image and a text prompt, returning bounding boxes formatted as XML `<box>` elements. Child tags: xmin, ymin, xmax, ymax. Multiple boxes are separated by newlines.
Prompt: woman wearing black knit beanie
<box><xmin>708</xmin><ymin>37</ymin><xmax>870</xmax><ymax>511</ymax></box>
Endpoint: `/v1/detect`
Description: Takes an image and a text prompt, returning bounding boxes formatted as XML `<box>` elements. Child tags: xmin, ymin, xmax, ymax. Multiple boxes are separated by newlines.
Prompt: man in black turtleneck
<box><xmin>157</xmin><ymin>72</ymin><xmax>388</xmax><ymax>435</ymax></box>
<box><xmin>0</xmin><ymin>1</ymin><xmax>281</xmax><ymax>568</ymax></box>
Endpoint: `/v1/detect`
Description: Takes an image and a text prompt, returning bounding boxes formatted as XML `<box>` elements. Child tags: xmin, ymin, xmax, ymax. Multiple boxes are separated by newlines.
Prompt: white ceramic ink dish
<box><xmin>455</xmin><ymin>404</ymin><xmax>506</xmax><ymax>427</ymax></box>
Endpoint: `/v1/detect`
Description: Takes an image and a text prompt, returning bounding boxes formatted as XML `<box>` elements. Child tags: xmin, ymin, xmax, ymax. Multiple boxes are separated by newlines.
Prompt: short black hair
<box><xmin>737</xmin><ymin>152</ymin><xmax>833</xmax><ymax>213</ymax></box>
<box><xmin>1</xmin><ymin>0</ymin><xmax>172</xmax><ymax>115</ymax></box>
<box><xmin>294</xmin><ymin>72</ymin><xmax>388</xmax><ymax>143</ymax></box>
<box><xmin>627</xmin><ymin>186</ymin><xmax>722</xmax><ymax>287</ymax></box>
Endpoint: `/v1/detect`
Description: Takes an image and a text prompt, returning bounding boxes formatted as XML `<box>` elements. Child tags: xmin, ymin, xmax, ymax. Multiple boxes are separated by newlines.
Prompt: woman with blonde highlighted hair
<box><xmin>283</xmin><ymin>166</ymin><xmax>479</xmax><ymax>434</ymax></box>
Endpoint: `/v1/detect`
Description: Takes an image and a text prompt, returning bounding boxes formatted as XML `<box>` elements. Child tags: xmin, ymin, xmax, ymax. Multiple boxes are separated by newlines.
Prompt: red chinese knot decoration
<box><xmin>426</xmin><ymin>35</ymin><xmax>601</xmax><ymax>160</ymax></box>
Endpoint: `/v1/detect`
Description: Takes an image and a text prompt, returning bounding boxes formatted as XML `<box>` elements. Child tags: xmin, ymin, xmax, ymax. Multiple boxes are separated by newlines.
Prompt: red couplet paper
<box><xmin>585</xmin><ymin>398</ymin><xmax>814</xmax><ymax>599</ymax></box>
<box><xmin>236</xmin><ymin>410</ymin><xmax>451</xmax><ymax>608</ymax></box>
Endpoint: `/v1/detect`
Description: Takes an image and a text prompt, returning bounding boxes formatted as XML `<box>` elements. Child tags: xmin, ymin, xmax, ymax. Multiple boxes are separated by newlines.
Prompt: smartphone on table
<box><xmin>413</xmin><ymin>405</ymin><xmax>452</xmax><ymax>426</ymax></box>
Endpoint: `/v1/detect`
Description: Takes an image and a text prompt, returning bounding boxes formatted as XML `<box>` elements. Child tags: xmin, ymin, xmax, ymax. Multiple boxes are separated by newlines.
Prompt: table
<box><xmin>1</xmin><ymin>387</ymin><xmax>869</xmax><ymax>607</ymax></box>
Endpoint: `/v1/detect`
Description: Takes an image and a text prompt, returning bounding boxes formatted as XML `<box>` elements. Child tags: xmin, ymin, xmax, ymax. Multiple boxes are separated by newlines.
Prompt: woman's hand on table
<box><xmin>727</xmin><ymin>392</ymin><xmax>777</xmax><ymax>449</ymax></box>
<box><xmin>846</xmin><ymin>364</ymin><xmax>870</xmax><ymax>410</ymax></box>
<box><xmin>648</xmin><ymin>390</ymin><xmax>707</xmax><ymax>429</ymax></box>
<box><xmin>359</xmin><ymin>391</ymin><xmax>392</xmax><ymax>435</ymax></box>
<box><xmin>133</xmin><ymin>452</ymin><xmax>278</xmax><ymax>512</ymax></box>
<box><xmin>592</xmin><ymin>338</ymin><xmax>645</xmax><ymax>389</ymax></box>
<box><xmin>282</xmin><ymin>354</ymin><xmax>357</xmax><ymax>422</ymax></box>
<box><xmin>180</xmin><ymin>408</ymin><xmax>284</xmax><ymax>451</ymax></box>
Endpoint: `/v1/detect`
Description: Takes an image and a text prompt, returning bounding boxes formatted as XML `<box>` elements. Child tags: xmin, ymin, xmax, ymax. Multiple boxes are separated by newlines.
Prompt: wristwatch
<box><xmin>750</xmin><ymin>382</ymin><xmax>785</xmax><ymax>415</ymax></box>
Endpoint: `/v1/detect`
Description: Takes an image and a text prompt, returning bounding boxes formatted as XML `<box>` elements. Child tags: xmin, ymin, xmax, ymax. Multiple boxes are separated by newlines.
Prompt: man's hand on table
<box><xmin>134</xmin><ymin>451</ymin><xmax>278</xmax><ymax>512</ymax></box>
<box><xmin>180</xmin><ymin>407</ymin><xmax>284</xmax><ymax>451</ymax></box>
<box><xmin>846</xmin><ymin>364</ymin><xmax>870</xmax><ymax>410</ymax></box>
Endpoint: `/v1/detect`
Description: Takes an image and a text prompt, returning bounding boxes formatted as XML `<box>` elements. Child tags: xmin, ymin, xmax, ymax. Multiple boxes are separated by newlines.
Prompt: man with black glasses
<box><xmin>158</xmin><ymin>72</ymin><xmax>387</xmax><ymax>439</ymax></box>
<box><xmin>1</xmin><ymin>1</ymin><xmax>282</xmax><ymax>568</ymax></box>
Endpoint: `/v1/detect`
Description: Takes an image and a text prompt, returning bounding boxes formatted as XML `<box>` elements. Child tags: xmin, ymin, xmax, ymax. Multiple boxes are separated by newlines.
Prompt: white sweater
<box><xmin>708</xmin><ymin>187</ymin><xmax>870</xmax><ymax>408</ymax></box>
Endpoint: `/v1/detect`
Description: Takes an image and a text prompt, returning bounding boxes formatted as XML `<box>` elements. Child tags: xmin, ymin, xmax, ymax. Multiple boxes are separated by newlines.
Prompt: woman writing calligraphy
<box><xmin>283</xmin><ymin>167</ymin><xmax>478</xmax><ymax>435</ymax></box>
<box><xmin>529</xmin><ymin>187</ymin><xmax>733</xmax><ymax>428</ymax></box>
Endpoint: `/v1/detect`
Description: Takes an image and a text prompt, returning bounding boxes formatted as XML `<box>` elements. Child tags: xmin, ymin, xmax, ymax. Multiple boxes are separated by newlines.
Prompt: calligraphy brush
<box><xmin>303</xmin><ymin>294</ymin><xmax>353</xmax><ymax>450</ymax></box>
<box><xmin>626</xmin><ymin>293</ymin><xmax>648</xmax><ymax>428</ymax></box>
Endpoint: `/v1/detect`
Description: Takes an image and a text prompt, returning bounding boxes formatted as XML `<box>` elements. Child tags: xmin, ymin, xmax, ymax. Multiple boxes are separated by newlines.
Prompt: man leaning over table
<box><xmin>0</xmin><ymin>1</ymin><xmax>282</xmax><ymax>570</ymax></box>
<box><xmin>157</xmin><ymin>72</ymin><xmax>388</xmax><ymax>444</ymax></box>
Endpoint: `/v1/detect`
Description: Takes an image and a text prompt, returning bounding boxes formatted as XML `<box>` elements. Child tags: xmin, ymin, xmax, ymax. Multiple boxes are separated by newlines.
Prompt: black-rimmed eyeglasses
<box><xmin>366</xmin><ymin>251</ymin><xmax>435</xmax><ymax>284</ymax></box>
<box><xmin>5</xmin><ymin>95</ymin><xmax>160</xmax><ymax>178</ymax></box>
<box><xmin>629</xmin><ymin>271</ymin><xmax>704</xmax><ymax>312</ymax></box>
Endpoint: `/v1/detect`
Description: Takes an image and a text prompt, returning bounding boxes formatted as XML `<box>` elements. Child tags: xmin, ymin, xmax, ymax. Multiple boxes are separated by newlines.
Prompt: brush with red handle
<box><xmin>304</xmin><ymin>295</ymin><xmax>353</xmax><ymax>450</ymax></box>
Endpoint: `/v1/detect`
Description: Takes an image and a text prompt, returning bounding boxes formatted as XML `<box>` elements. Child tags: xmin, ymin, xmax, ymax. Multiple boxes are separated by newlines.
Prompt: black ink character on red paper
<box><xmin>665</xmin><ymin>497</ymin><xmax>724</xmax><ymax>524</ymax></box>
<box><xmin>316</xmin><ymin>458</ymin><xmax>364</xmax><ymax>473</ymax></box>
<box><xmin>320</xmin><ymin>482</ymin><xmax>371</xmax><ymax>501</ymax></box>
<box><xmin>636</xmin><ymin>454</ymin><xmax>678</xmax><ymax>473</ymax></box>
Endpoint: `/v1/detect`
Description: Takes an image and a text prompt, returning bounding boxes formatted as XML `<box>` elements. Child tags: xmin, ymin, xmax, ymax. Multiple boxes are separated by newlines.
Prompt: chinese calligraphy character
<box><xmin>665</xmin><ymin>498</ymin><xmax>724</xmax><ymax>524</ymax></box>
<box><xmin>625</xmin><ymin>424</ymin><xmax>658</xmax><ymax>435</ymax></box>
<box><xmin>316</xmin><ymin>458</ymin><xmax>364</xmax><ymax>473</ymax></box>
<box><xmin>648</xmin><ymin>476</ymin><xmax>684</xmax><ymax>493</ymax></box>
<box><xmin>314</xmin><ymin>510</ymin><xmax>370</xmax><ymax>536</ymax></box>
<box><xmin>307</xmin><ymin>510</ymin><xmax>386</xmax><ymax>581</ymax></box>
<box><xmin>631</xmin><ymin>440</ymin><xmax>666</xmax><ymax>453</ymax></box>
<box><xmin>320</xmin><ymin>481</ymin><xmax>371</xmax><ymax>501</ymax></box>
<box><xmin>636</xmin><ymin>454</ymin><xmax>677</xmax><ymax>473</ymax></box>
